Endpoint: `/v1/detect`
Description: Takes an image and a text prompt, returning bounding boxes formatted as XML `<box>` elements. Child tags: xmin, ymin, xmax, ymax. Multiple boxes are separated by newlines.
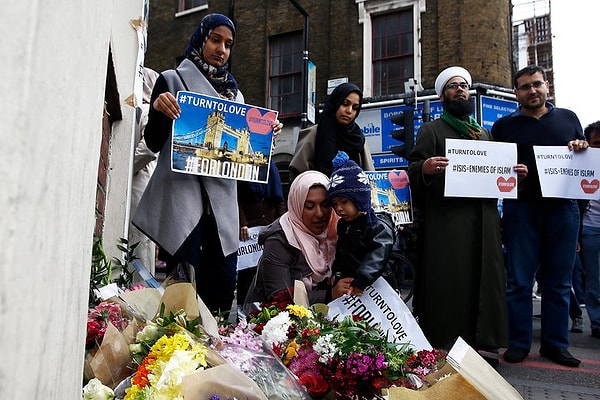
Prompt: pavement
<box><xmin>494</xmin><ymin>297</ymin><xmax>600</xmax><ymax>400</ymax></box>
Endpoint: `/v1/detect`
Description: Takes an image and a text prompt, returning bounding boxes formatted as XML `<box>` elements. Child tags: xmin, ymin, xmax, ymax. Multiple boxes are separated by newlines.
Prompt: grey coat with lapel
<box><xmin>133</xmin><ymin>59</ymin><xmax>243</xmax><ymax>257</ymax></box>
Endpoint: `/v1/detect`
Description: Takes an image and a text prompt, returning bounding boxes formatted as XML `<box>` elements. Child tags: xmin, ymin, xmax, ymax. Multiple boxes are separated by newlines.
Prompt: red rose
<box><xmin>299</xmin><ymin>371</ymin><xmax>329</xmax><ymax>397</ymax></box>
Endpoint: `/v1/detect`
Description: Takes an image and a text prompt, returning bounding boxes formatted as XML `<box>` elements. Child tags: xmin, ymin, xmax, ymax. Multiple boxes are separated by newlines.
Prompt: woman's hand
<box><xmin>331</xmin><ymin>277</ymin><xmax>355</xmax><ymax>300</ymax></box>
<box><xmin>272</xmin><ymin>120</ymin><xmax>283</xmax><ymax>138</ymax></box>
<box><xmin>153</xmin><ymin>92</ymin><xmax>181</xmax><ymax>119</ymax></box>
<box><xmin>240</xmin><ymin>225</ymin><xmax>250</xmax><ymax>241</ymax></box>
<box><xmin>424</xmin><ymin>156</ymin><xmax>449</xmax><ymax>175</ymax></box>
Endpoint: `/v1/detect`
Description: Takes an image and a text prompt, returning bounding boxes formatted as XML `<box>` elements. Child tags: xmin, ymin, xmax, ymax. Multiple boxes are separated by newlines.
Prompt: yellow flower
<box><xmin>283</xmin><ymin>339</ymin><xmax>299</xmax><ymax>365</ymax></box>
<box><xmin>124</xmin><ymin>333</ymin><xmax>207</xmax><ymax>400</ymax></box>
<box><xmin>286</xmin><ymin>304</ymin><xmax>313</xmax><ymax>319</ymax></box>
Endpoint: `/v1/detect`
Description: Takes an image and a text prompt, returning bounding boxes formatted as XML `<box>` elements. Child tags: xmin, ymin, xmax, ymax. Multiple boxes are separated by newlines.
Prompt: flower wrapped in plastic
<box><xmin>216</xmin><ymin>319</ymin><xmax>311</xmax><ymax>399</ymax></box>
<box><xmin>84</xmin><ymin>300</ymin><xmax>140</xmax><ymax>388</ymax></box>
<box><xmin>113</xmin><ymin>282</ymin><xmax>270</xmax><ymax>400</ymax></box>
<box><xmin>239</xmin><ymin>293</ymin><xmax>447</xmax><ymax>399</ymax></box>
<box><xmin>124</xmin><ymin>331</ymin><xmax>209</xmax><ymax>399</ymax></box>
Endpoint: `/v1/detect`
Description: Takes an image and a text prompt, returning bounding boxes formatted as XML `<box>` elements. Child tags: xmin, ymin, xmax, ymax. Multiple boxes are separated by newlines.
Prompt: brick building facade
<box><xmin>144</xmin><ymin>0</ymin><xmax>515</xmax><ymax>178</ymax></box>
<box><xmin>146</xmin><ymin>0</ymin><xmax>512</xmax><ymax>106</ymax></box>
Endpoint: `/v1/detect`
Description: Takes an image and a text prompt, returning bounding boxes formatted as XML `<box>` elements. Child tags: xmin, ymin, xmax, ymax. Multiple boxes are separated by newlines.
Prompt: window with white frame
<box><xmin>269</xmin><ymin>32</ymin><xmax>303</xmax><ymax>117</ymax></box>
<box><xmin>357</xmin><ymin>0</ymin><xmax>420</xmax><ymax>97</ymax></box>
<box><xmin>372</xmin><ymin>10</ymin><xmax>414</xmax><ymax>96</ymax></box>
<box><xmin>177</xmin><ymin>0</ymin><xmax>208</xmax><ymax>15</ymax></box>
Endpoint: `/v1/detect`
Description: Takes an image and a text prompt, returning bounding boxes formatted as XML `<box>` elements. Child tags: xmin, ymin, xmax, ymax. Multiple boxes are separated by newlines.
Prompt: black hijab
<box><xmin>314</xmin><ymin>82</ymin><xmax>365</xmax><ymax>177</ymax></box>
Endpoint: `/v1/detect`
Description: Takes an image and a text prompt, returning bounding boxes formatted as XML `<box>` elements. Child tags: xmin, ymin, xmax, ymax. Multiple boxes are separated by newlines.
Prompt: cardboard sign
<box><xmin>534</xmin><ymin>146</ymin><xmax>600</xmax><ymax>199</ymax></box>
<box><xmin>445</xmin><ymin>139</ymin><xmax>518</xmax><ymax>199</ymax></box>
<box><xmin>172</xmin><ymin>91</ymin><xmax>277</xmax><ymax>183</ymax></box>
<box><xmin>327</xmin><ymin>277</ymin><xmax>432</xmax><ymax>351</ymax></box>
<box><xmin>236</xmin><ymin>226</ymin><xmax>265</xmax><ymax>271</ymax></box>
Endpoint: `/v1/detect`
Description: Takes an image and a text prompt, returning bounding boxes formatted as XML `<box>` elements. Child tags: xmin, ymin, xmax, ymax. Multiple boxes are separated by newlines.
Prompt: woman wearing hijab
<box><xmin>244</xmin><ymin>170</ymin><xmax>353</xmax><ymax>307</ymax></box>
<box><xmin>289</xmin><ymin>82</ymin><xmax>374</xmax><ymax>180</ymax></box>
<box><xmin>133</xmin><ymin>13</ymin><xmax>281</xmax><ymax>315</ymax></box>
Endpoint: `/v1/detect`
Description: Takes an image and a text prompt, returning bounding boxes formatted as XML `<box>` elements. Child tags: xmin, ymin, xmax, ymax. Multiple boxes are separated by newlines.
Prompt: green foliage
<box><xmin>112</xmin><ymin>237</ymin><xmax>139</xmax><ymax>290</ymax></box>
<box><xmin>89</xmin><ymin>237</ymin><xmax>112</xmax><ymax>306</ymax></box>
<box><xmin>89</xmin><ymin>237</ymin><xmax>139</xmax><ymax>307</ymax></box>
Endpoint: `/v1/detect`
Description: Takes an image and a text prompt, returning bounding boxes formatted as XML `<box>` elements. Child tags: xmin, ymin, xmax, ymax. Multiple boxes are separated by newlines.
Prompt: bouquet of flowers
<box><xmin>112</xmin><ymin>283</ymin><xmax>270</xmax><ymax>400</ymax></box>
<box><xmin>216</xmin><ymin>318</ymin><xmax>311</xmax><ymax>399</ymax></box>
<box><xmin>124</xmin><ymin>331</ymin><xmax>209</xmax><ymax>399</ymax></box>
<box><xmin>235</xmin><ymin>290</ymin><xmax>446</xmax><ymax>400</ymax></box>
<box><xmin>86</xmin><ymin>301</ymin><xmax>131</xmax><ymax>348</ymax></box>
<box><xmin>84</xmin><ymin>299</ymin><xmax>140</xmax><ymax>388</ymax></box>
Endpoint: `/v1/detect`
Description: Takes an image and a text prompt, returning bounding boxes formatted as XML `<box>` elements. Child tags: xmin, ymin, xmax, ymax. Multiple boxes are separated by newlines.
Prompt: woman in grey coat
<box><xmin>133</xmin><ymin>14</ymin><xmax>281</xmax><ymax>314</ymax></box>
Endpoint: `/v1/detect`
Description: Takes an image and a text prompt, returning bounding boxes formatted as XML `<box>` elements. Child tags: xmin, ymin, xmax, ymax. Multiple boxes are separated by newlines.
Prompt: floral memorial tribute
<box><xmin>83</xmin><ymin>238</ymin><xmax>522</xmax><ymax>400</ymax></box>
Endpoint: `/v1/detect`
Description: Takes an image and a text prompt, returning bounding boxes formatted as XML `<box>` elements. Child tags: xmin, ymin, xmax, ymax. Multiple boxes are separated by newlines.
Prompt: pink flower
<box><xmin>86</xmin><ymin>301</ymin><xmax>128</xmax><ymax>345</ymax></box>
<box><xmin>124</xmin><ymin>284</ymin><xmax>146</xmax><ymax>292</ymax></box>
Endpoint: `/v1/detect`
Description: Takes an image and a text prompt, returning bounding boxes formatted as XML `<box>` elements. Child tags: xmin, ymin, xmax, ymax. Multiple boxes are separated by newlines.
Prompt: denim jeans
<box><xmin>580</xmin><ymin>225</ymin><xmax>600</xmax><ymax>330</ymax></box>
<box><xmin>503</xmin><ymin>200</ymin><xmax>579</xmax><ymax>349</ymax></box>
<box><xmin>569</xmin><ymin>254</ymin><xmax>583</xmax><ymax>319</ymax></box>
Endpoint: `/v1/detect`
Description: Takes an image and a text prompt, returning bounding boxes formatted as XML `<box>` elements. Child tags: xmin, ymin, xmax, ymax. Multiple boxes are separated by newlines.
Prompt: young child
<box><xmin>328</xmin><ymin>151</ymin><xmax>395</xmax><ymax>296</ymax></box>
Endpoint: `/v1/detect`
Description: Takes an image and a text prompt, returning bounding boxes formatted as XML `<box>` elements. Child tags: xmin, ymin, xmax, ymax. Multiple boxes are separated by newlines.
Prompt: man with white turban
<box><xmin>407</xmin><ymin>66</ymin><xmax>527</xmax><ymax>366</ymax></box>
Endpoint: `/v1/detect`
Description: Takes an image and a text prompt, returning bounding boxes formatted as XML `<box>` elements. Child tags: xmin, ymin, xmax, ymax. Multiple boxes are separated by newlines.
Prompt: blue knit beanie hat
<box><xmin>328</xmin><ymin>151</ymin><xmax>377</xmax><ymax>225</ymax></box>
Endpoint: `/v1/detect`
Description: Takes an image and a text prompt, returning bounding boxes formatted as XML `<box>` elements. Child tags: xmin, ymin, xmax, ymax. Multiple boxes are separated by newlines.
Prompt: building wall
<box><xmin>421</xmin><ymin>0</ymin><xmax>512</xmax><ymax>89</ymax></box>
<box><xmin>147</xmin><ymin>0</ymin><xmax>512</xmax><ymax>108</ymax></box>
<box><xmin>146</xmin><ymin>1</ymin><xmax>364</xmax><ymax>112</ymax></box>
<box><xmin>1</xmin><ymin>1</ymin><xmax>145</xmax><ymax>397</ymax></box>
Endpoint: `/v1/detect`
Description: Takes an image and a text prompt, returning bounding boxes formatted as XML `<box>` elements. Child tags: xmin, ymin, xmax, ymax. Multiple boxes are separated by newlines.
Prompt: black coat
<box><xmin>332</xmin><ymin>212</ymin><xmax>395</xmax><ymax>291</ymax></box>
<box><xmin>407</xmin><ymin>118</ymin><xmax>508</xmax><ymax>349</ymax></box>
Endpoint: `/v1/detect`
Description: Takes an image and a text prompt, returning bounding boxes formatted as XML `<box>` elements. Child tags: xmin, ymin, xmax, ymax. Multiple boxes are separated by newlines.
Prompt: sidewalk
<box><xmin>497</xmin><ymin>298</ymin><xmax>600</xmax><ymax>399</ymax></box>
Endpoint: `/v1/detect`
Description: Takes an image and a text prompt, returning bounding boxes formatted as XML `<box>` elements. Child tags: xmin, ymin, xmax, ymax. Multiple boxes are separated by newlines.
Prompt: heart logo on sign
<box><xmin>246</xmin><ymin>108</ymin><xmax>277</xmax><ymax>134</ymax></box>
<box><xmin>388</xmin><ymin>170</ymin><xmax>409</xmax><ymax>189</ymax></box>
<box><xmin>497</xmin><ymin>176</ymin><xmax>517</xmax><ymax>192</ymax></box>
<box><xmin>581</xmin><ymin>179</ymin><xmax>600</xmax><ymax>194</ymax></box>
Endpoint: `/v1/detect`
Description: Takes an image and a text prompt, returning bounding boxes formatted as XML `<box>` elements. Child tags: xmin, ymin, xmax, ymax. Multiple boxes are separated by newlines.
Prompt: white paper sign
<box><xmin>533</xmin><ymin>146</ymin><xmax>600</xmax><ymax>199</ymax></box>
<box><xmin>236</xmin><ymin>226</ymin><xmax>265</xmax><ymax>271</ymax></box>
<box><xmin>444</xmin><ymin>138</ymin><xmax>518</xmax><ymax>199</ymax></box>
<box><xmin>327</xmin><ymin>277</ymin><xmax>432</xmax><ymax>351</ymax></box>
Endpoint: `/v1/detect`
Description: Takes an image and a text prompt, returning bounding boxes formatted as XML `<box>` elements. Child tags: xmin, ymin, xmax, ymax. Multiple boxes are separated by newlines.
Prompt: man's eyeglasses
<box><xmin>445</xmin><ymin>82</ymin><xmax>470</xmax><ymax>90</ymax></box>
<box><xmin>517</xmin><ymin>81</ymin><xmax>545</xmax><ymax>91</ymax></box>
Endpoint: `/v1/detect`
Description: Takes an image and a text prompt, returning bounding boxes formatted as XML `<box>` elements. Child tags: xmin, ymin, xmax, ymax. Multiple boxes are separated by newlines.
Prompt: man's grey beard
<box><xmin>443</xmin><ymin>98</ymin><xmax>475</xmax><ymax>118</ymax></box>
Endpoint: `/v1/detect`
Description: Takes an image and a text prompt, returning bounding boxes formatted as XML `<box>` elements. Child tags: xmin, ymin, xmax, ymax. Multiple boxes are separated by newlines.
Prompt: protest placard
<box><xmin>236</xmin><ymin>226</ymin><xmax>265</xmax><ymax>271</ymax></box>
<box><xmin>327</xmin><ymin>277</ymin><xmax>432</xmax><ymax>351</ymax></box>
<box><xmin>444</xmin><ymin>138</ymin><xmax>518</xmax><ymax>199</ymax></box>
<box><xmin>171</xmin><ymin>91</ymin><xmax>277</xmax><ymax>183</ymax></box>
<box><xmin>365</xmin><ymin>170</ymin><xmax>413</xmax><ymax>226</ymax></box>
<box><xmin>534</xmin><ymin>146</ymin><xmax>600</xmax><ymax>199</ymax></box>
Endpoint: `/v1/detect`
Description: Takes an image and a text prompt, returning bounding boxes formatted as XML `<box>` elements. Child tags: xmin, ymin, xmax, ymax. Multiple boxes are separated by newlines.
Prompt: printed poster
<box><xmin>327</xmin><ymin>277</ymin><xmax>432</xmax><ymax>351</ymax></box>
<box><xmin>236</xmin><ymin>226</ymin><xmax>265</xmax><ymax>271</ymax></box>
<box><xmin>365</xmin><ymin>170</ymin><xmax>413</xmax><ymax>226</ymax></box>
<box><xmin>172</xmin><ymin>91</ymin><xmax>278</xmax><ymax>183</ymax></box>
<box><xmin>534</xmin><ymin>146</ymin><xmax>600</xmax><ymax>199</ymax></box>
<box><xmin>444</xmin><ymin>138</ymin><xmax>518</xmax><ymax>199</ymax></box>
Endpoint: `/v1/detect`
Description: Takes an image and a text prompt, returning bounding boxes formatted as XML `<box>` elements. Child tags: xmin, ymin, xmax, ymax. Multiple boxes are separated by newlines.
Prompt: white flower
<box><xmin>136</xmin><ymin>322</ymin><xmax>161</xmax><ymax>343</ymax></box>
<box><xmin>313</xmin><ymin>333</ymin><xmax>338</xmax><ymax>363</ymax></box>
<box><xmin>82</xmin><ymin>378</ymin><xmax>114</xmax><ymax>400</ymax></box>
<box><xmin>261</xmin><ymin>311</ymin><xmax>292</xmax><ymax>346</ymax></box>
